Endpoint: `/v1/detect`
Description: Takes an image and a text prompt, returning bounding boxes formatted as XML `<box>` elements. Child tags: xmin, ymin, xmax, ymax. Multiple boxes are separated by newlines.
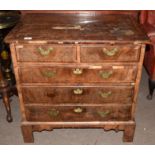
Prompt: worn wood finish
<box><xmin>22</xmin><ymin>85</ymin><xmax>133</xmax><ymax>104</ymax></box>
<box><xmin>19</xmin><ymin>65</ymin><xmax>137</xmax><ymax>83</ymax></box>
<box><xmin>123</xmin><ymin>124</ymin><xmax>136</xmax><ymax>142</ymax></box>
<box><xmin>16</xmin><ymin>44</ymin><xmax>141</xmax><ymax>63</ymax></box>
<box><xmin>20</xmin><ymin>11</ymin><xmax>139</xmax><ymax>18</ymax></box>
<box><xmin>16</xmin><ymin>44</ymin><xmax>77</xmax><ymax>62</ymax></box>
<box><xmin>131</xmin><ymin>45</ymin><xmax>146</xmax><ymax>119</ymax></box>
<box><xmin>5</xmin><ymin>13</ymin><xmax>148</xmax><ymax>143</ymax></box>
<box><xmin>5</xmin><ymin>14</ymin><xmax>148</xmax><ymax>43</ymax></box>
<box><xmin>9</xmin><ymin>44</ymin><xmax>27</xmax><ymax>121</ymax></box>
<box><xmin>21</xmin><ymin>120</ymin><xmax>135</xmax><ymax>143</ymax></box>
<box><xmin>80</xmin><ymin>44</ymin><xmax>141</xmax><ymax>62</ymax></box>
<box><xmin>21</xmin><ymin>125</ymin><xmax>34</xmax><ymax>143</ymax></box>
<box><xmin>25</xmin><ymin>105</ymin><xmax>131</xmax><ymax>122</ymax></box>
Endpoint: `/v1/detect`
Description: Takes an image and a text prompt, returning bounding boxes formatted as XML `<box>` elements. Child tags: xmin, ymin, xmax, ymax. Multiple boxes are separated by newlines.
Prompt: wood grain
<box><xmin>6</xmin><ymin>13</ymin><xmax>149</xmax><ymax>143</ymax></box>
<box><xmin>22</xmin><ymin>85</ymin><xmax>134</xmax><ymax>104</ymax></box>
<box><xmin>80</xmin><ymin>44</ymin><xmax>141</xmax><ymax>62</ymax></box>
<box><xmin>18</xmin><ymin>65</ymin><xmax>137</xmax><ymax>83</ymax></box>
<box><xmin>5</xmin><ymin>13</ymin><xmax>148</xmax><ymax>44</ymax></box>
<box><xmin>25</xmin><ymin>105</ymin><xmax>132</xmax><ymax>122</ymax></box>
<box><xmin>16</xmin><ymin>44</ymin><xmax>76</xmax><ymax>62</ymax></box>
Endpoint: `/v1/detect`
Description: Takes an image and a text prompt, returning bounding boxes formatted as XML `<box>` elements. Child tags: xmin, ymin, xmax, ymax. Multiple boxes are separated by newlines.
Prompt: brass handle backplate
<box><xmin>42</xmin><ymin>71</ymin><xmax>56</xmax><ymax>78</ymax></box>
<box><xmin>102</xmin><ymin>47</ymin><xmax>118</xmax><ymax>56</ymax></box>
<box><xmin>73</xmin><ymin>88</ymin><xmax>83</xmax><ymax>95</ymax></box>
<box><xmin>73</xmin><ymin>68</ymin><xmax>83</xmax><ymax>75</ymax></box>
<box><xmin>99</xmin><ymin>91</ymin><xmax>112</xmax><ymax>98</ymax></box>
<box><xmin>48</xmin><ymin>109</ymin><xmax>59</xmax><ymax>117</ymax></box>
<box><xmin>97</xmin><ymin>110</ymin><xmax>110</xmax><ymax>118</ymax></box>
<box><xmin>38</xmin><ymin>47</ymin><xmax>53</xmax><ymax>56</ymax></box>
<box><xmin>99</xmin><ymin>71</ymin><xmax>113</xmax><ymax>79</ymax></box>
<box><xmin>73</xmin><ymin>107</ymin><xmax>84</xmax><ymax>113</ymax></box>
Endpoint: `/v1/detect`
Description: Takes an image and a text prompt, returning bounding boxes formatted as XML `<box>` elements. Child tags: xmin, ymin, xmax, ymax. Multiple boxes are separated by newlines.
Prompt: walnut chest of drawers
<box><xmin>5</xmin><ymin>13</ymin><xmax>149</xmax><ymax>143</ymax></box>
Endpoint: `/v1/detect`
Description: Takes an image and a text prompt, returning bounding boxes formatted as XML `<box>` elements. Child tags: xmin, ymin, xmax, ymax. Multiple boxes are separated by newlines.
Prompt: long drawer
<box><xmin>25</xmin><ymin>105</ymin><xmax>132</xmax><ymax>122</ymax></box>
<box><xmin>22</xmin><ymin>86</ymin><xmax>134</xmax><ymax>104</ymax></box>
<box><xmin>19</xmin><ymin>65</ymin><xmax>137</xmax><ymax>83</ymax></box>
<box><xmin>80</xmin><ymin>44</ymin><xmax>141</xmax><ymax>62</ymax></box>
<box><xmin>16</xmin><ymin>44</ymin><xmax>77</xmax><ymax>63</ymax></box>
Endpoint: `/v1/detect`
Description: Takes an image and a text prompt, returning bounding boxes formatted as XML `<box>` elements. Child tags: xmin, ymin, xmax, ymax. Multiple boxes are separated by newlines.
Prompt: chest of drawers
<box><xmin>5</xmin><ymin>13</ymin><xmax>149</xmax><ymax>143</ymax></box>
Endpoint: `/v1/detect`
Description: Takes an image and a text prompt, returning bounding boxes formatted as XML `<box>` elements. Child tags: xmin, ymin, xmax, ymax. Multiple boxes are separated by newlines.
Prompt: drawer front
<box><xmin>22</xmin><ymin>86</ymin><xmax>133</xmax><ymax>104</ymax></box>
<box><xmin>19</xmin><ymin>65</ymin><xmax>137</xmax><ymax>83</ymax></box>
<box><xmin>16</xmin><ymin>45</ymin><xmax>76</xmax><ymax>62</ymax></box>
<box><xmin>25</xmin><ymin>105</ymin><xmax>131</xmax><ymax>122</ymax></box>
<box><xmin>80</xmin><ymin>44</ymin><xmax>141</xmax><ymax>62</ymax></box>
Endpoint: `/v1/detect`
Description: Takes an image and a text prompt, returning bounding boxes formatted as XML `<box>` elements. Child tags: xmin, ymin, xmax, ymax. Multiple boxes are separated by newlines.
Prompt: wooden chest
<box><xmin>5</xmin><ymin>13</ymin><xmax>149</xmax><ymax>143</ymax></box>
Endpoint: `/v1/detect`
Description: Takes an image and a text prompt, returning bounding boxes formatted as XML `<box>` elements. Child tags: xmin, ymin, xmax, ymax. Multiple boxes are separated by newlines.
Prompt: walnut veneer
<box><xmin>5</xmin><ymin>13</ymin><xmax>149</xmax><ymax>143</ymax></box>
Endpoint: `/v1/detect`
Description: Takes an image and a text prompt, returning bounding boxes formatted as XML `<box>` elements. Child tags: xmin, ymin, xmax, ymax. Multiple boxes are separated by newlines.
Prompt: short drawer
<box><xmin>80</xmin><ymin>44</ymin><xmax>141</xmax><ymax>63</ymax></box>
<box><xmin>25</xmin><ymin>105</ymin><xmax>132</xmax><ymax>122</ymax></box>
<box><xmin>16</xmin><ymin>44</ymin><xmax>76</xmax><ymax>62</ymax></box>
<box><xmin>22</xmin><ymin>86</ymin><xmax>134</xmax><ymax>104</ymax></box>
<box><xmin>19</xmin><ymin>65</ymin><xmax>137</xmax><ymax>83</ymax></box>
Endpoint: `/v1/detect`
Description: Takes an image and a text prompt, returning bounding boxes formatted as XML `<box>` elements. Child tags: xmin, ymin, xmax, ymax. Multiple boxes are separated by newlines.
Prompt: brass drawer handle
<box><xmin>42</xmin><ymin>71</ymin><xmax>56</xmax><ymax>78</ymax></box>
<box><xmin>73</xmin><ymin>68</ymin><xmax>83</xmax><ymax>75</ymax></box>
<box><xmin>102</xmin><ymin>47</ymin><xmax>118</xmax><ymax>56</ymax></box>
<box><xmin>48</xmin><ymin>108</ymin><xmax>59</xmax><ymax>117</ymax></box>
<box><xmin>97</xmin><ymin>110</ymin><xmax>110</xmax><ymax>118</ymax></box>
<box><xmin>99</xmin><ymin>71</ymin><xmax>113</xmax><ymax>79</ymax></box>
<box><xmin>73</xmin><ymin>107</ymin><xmax>84</xmax><ymax>113</ymax></box>
<box><xmin>38</xmin><ymin>47</ymin><xmax>53</xmax><ymax>56</ymax></box>
<box><xmin>99</xmin><ymin>91</ymin><xmax>112</xmax><ymax>98</ymax></box>
<box><xmin>73</xmin><ymin>88</ymin><xmax>83</xmax><ymax>95</ymax></box>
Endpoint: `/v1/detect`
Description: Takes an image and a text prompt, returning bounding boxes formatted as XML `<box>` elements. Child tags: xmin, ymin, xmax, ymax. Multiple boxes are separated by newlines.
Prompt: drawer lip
<box><xmin>80</xmin><ymin>44</ymin><xmax>140</xmax><ymax>47</ymax></box>
<box><xmin>24</xmin><ymin>103</ymin><xmax>133</xmax><ymax>107</ymax></box>
<box><xmin>20</xmin><ymin>82</ymin><xmax>135</xmax><ymax>86</ymax></box>
<box><xmin>25</xmin><ymin>104</ymin><xmax>132</xmax><ymax>107</ymax></box>
<box><xmin>21</xmin><ymin>121</ymin><xmax>135</xmax><ymax>126</ymax></box>
<box><xmin>20</xmin><ymin>84</ymin><xmax>134</xmax><ymax>88</ymax></box>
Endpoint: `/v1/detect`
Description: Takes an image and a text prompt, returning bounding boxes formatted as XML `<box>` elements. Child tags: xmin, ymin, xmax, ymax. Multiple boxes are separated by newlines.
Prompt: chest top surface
<box><xmin>5</xmin><ymin>13</ymin><xmax>149</xmax><ymax>44</ymax></box>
